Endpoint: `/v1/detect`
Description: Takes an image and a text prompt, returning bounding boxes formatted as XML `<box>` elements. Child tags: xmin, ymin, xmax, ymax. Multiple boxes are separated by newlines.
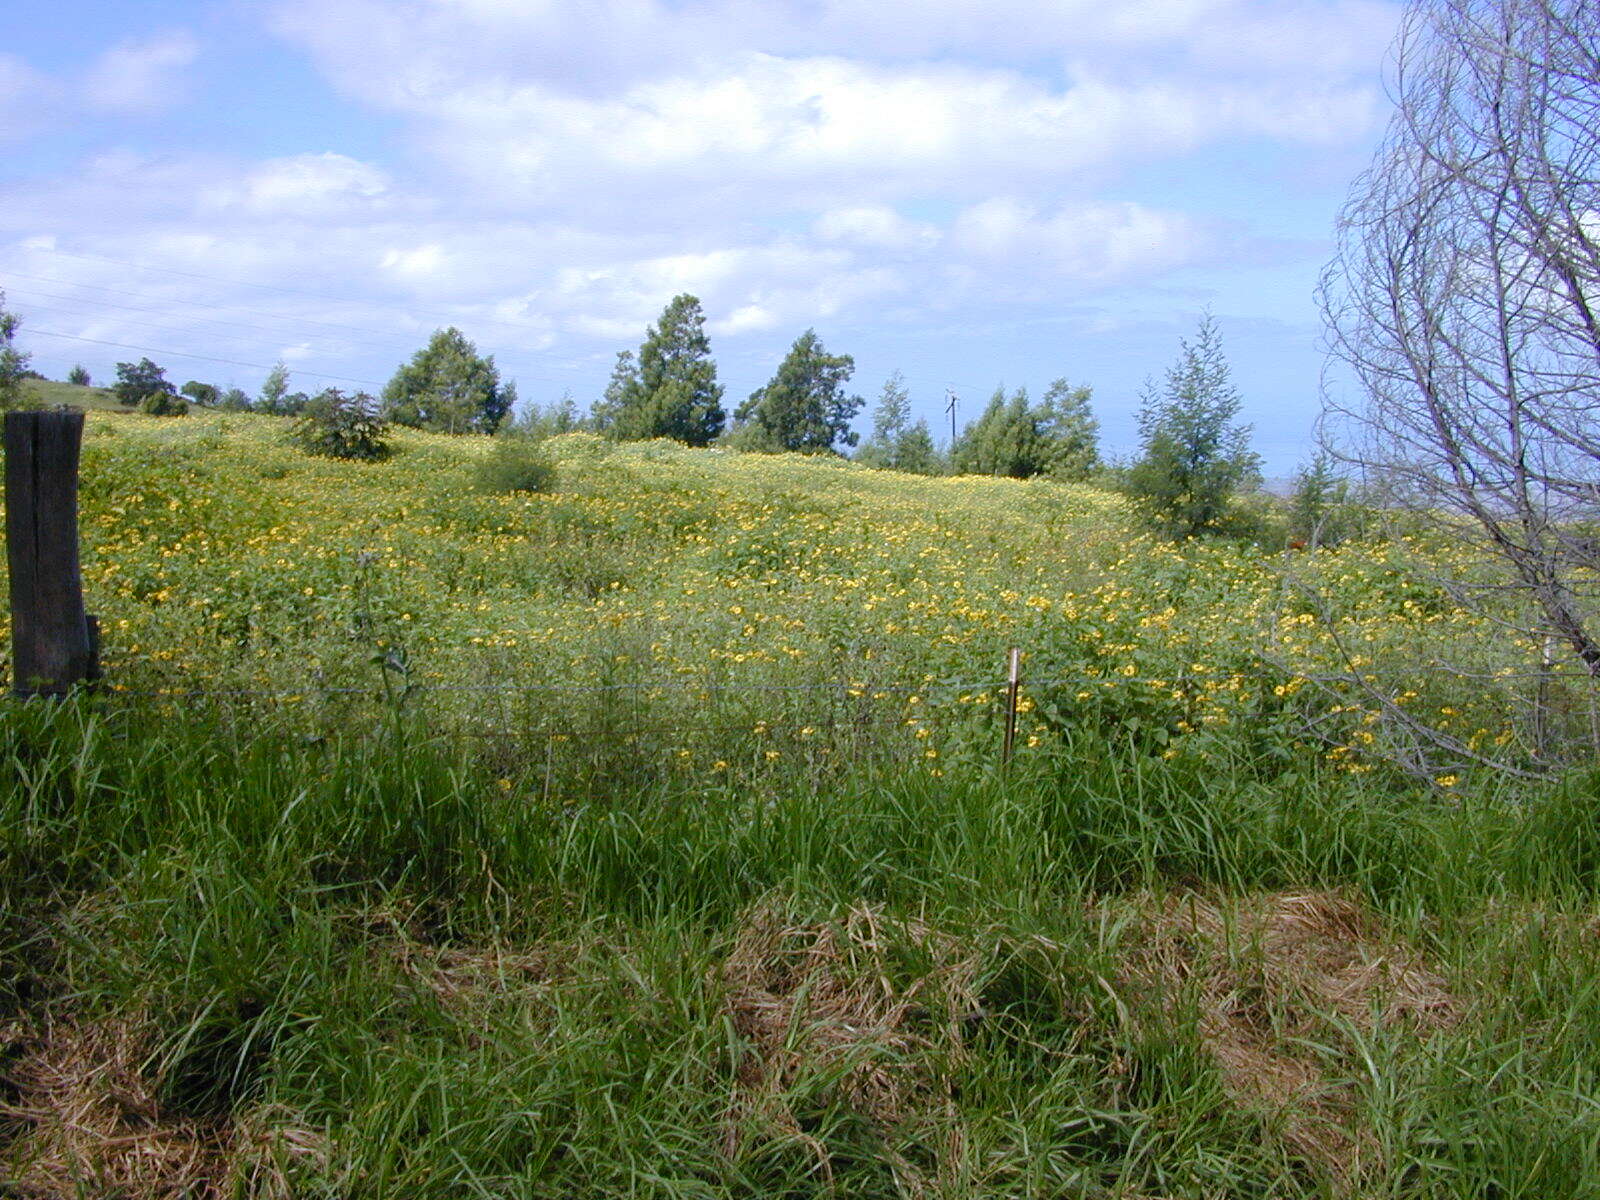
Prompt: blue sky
<box><xmin>0</xmin><ymin>0</ymin><xmax>1402</xmax><ymax>471</ymax></box>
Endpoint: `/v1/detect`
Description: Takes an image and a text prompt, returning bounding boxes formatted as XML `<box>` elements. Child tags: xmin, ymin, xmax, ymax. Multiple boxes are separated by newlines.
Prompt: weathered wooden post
<box><xmin>5</xmin><ymin>410</ymin><xmax>98</xmax><ymax>696</ymax></box>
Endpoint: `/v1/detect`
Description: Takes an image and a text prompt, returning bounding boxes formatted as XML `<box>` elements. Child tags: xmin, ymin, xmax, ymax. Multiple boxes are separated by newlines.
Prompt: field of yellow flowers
<box><xmin>8</xmin><ymin>409</ymin><xmax>1600</xmax><ymax>1198</ymax></box>
<box><xmin>2</xmin><ymin>407</ymin><xmax>1560</xmax><ymax>785</ymax></box>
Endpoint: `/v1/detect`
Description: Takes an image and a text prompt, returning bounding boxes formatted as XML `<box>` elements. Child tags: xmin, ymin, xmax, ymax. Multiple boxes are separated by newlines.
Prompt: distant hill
<box><xmin>21</xmin><ymin>378</ymin><xmax>128</xmax><ymax>412</ymax></box>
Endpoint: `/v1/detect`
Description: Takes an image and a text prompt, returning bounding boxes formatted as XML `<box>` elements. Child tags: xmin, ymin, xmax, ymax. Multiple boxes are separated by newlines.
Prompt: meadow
<box><xmin>3</xmin><ymin>408</ymin><xmax>1600</xmax><ymax>1197</ymax></box>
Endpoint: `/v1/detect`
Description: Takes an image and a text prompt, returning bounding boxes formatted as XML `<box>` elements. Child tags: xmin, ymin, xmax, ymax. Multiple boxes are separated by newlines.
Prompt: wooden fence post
<box><xmin>1002</xmin><ymin>647</ymin><xmax>1022</xmax><ymax>768</ymax></box>
<box><xmin>5</xmin><ymin>409</ymin><xmax>98</xmax><ymax>697</ymax></box>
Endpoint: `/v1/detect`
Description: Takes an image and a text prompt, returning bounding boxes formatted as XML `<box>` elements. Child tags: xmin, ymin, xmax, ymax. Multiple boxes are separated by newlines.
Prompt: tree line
<box><xmin>0</xmin><ymin>281</ymin><xmax>1276</xmax><ymax>538</ymax></box>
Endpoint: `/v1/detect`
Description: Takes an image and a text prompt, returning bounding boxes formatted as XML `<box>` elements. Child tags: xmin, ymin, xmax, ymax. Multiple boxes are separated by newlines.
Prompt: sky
<box><xmin>0</xmin><ymin>0</ymin><xmax>1403</xmax><ymax>472</ymax></box>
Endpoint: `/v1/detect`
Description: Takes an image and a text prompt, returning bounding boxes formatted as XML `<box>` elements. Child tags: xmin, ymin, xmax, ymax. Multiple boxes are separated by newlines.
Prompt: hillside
<box><xmin>20</xmin><ymin>377</ymin><xmax>128</xmax><ymax>412</ymax></box>
<box><xmin>3</xmin><ymin>410</ymin><xmax>1600</xmax><ymax>1197</ymax></box>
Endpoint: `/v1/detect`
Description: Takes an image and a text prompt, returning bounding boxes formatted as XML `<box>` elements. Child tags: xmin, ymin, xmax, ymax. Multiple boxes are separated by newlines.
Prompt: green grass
<box><xmin>4</xmin><ymin>414</ymin><xmax>1600</xmax><ymax>1195</ymax></box>
<box><xmin>20</xmin><ymin>377</ymin><xmax>130</xmax><ymax>412</ymax></box>
<box><xmin>4</xmin><ymin>695</ymin><xmax>1600</xmax><ymax>1197</ymax></box>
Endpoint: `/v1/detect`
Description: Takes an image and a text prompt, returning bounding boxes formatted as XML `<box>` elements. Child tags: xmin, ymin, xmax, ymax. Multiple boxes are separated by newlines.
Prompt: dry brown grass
<box><xmin>0</xmin><ymin>1013</ymin><xmax>227</xmax><ymax>1199</ymax></box>
<box><xmin>1126</xmin><ymin>888</ymin><xmax>1456</xmax><ymax>1188</ymax></box>
<box><xmin>718</xmin><ymin>901</ymin><xmax>984</xmax><ymax>1189</ymax></box>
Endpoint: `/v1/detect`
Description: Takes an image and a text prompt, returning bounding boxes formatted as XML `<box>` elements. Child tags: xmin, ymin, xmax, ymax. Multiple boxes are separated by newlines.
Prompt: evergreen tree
<box><xmin>219</xmin><ymin>387</ymin><xmax>253</xmax><ymax>411</ymax></box>
<box><xmin>257</xmin><ymin>362</ymin><xmax>295</xmax><ymax>415</ymax></box>
<box><xmin>1126</xmin><ymin>315</ymin><xmax>1260</xmax><ymax>538</ymax></box>
<box><xmin>857</xmin><ymin>370</ymin><xmax>911</xmax><ymax>468</ymax></box>
<box><xmin>1039</xmin><ymin>378</ymin><xmax>1100</xmax><ymax>480</ymax></box>
<box><xmin>609</xmin><ymin>296</ymin><xmax>725</xmax><ymax>445</ymax></box>
<box><xmin>893</xmin><ymin>419</ymin><xmax>941</xmax><ymax>475</ymax></box>
<box><xmin>0</xmin><ymin>291</ymin><xmax>33</xmax><ymax>411</ymax></box>
<box><xmin>67</xmin><ymin>364</ymin><xmax>90</xmax><ymax>387</ymax></box>
<box><xmin>734</xmin><ymin>329</ymin><xmax>863</xmax><ymax>454</ymax></box>
<box><xmin>383</xmin><ymin>327</ymin><xmax>511</xmax><ymax>434</ymax></box>
<box><xmin>591</xmin><ymin>351</ymin><xmax>639</xmax><ymax>436</ymax></box>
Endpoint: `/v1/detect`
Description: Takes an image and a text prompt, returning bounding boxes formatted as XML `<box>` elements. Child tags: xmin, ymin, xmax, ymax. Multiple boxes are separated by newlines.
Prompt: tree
<box><xmin>383</xmin><ymin>328</ymin><xmax>511</xmax><ymax>434</ymax></box>
<box><xmin>1125</xmin><ymin>316</ymin><xmax>1259</xmax><ymax>537</ymax></box>
<box><xmin>511</xmin><ymin>392</ymin><xmax>585</xmax><ymax>441</ymax></box>
<box><xmin>950</xmin><ymin>382</ymin><xmax>1092</xmax><ymax>479</ymax></box>
<box><xmin>0</xmin><ymin>290</ymin><xmax>33</xmax><ymax>411</ymax></box>
<box><xmin>1320</xmin><ymin>0</ymin><xmax>1600</xmax><ymax>680</ymax></box>
<box><xmin>607</xmin><ymin>295</ymin><xmax>725</xmax><ymax>445</ymax></box>
<box><xmin>181</xmin><ymin>380</ymin><xmax>220</xmax><ymax>407</ymax></box>
<box><xmin>591</xmin><ymin>351</ymin><xmax>639</xmax><ymax>436</ymax></box>
<box><xmin>67</xmin><ymin>365</ymin><xmax>90</xmax><ymax>387</ymax></box>
<box><xmin>734</xmin><ymin>329</ymin><xmax>863</xmax><ymax>454</ymax></box>
<box><xmin>257</xmin><ymin>362</ymin><xmax>300</xmax><ymax>415</ymax></box>
<box><xmin>113</xmin><ymin>358</ymin><xmax>187</xmax><ymax>415</ymax></box>
<box><xmin>219</xmin><ymin>387</ymin><xmax>253</xmax><ymax>411</ymax></box>
<box><xmin>1039</xmin><ymin>378</ymin><xmax>1100</xmax><ymax>481</ymax></box>
<box><xmin>289</xmin><ymin>389</ymin><xmax>390</xmax><ymax>460</ymax></box>
<box><xmin>894</xmin><ymin>419</ymin><xmax>941</xmax><ymax>475</ymax></box>
<box><xmin>858</xmin><ymin>371</ymin><xmax>912</xmax><ymax>467</ymax></box>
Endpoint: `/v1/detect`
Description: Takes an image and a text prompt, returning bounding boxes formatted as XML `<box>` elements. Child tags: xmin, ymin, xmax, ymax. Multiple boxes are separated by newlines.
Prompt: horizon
<box><xmin>1</xmin><ymin>0</ymin><xmax>1402</xmax><ymax>471</ymax></box>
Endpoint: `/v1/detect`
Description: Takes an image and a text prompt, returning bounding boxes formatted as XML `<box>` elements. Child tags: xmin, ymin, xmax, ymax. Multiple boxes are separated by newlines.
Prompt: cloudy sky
<box><xmin>0</xmin><ymin>0</ymin><xmax>1401</xmax><ymax>469</ymax></box>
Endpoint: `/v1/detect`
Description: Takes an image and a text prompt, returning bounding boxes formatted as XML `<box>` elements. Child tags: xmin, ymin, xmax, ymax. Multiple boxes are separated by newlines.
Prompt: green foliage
<box><xmin>856</xmin><ymin>371</ymin><xmax>942</xmax><ymax>473</ymax></box>
<box><xmin>114</xmin><ymin>358</ymin><xmax>186</xmax><ymax>415</ymax></box>
<box><xmin>604</xmin><ymin>295</ymin><xmax>725</xmax><ymax>445</ymax></box>
<box><xmin>67</xmin><ymin>364</ymin><xmax>91</xmax><ymax>387</ymax></box>
<box><xmin>1289</xmin><ymin>454</ymin><xmax>1367</xmax><ymax>547</ymax></box>
<box><xmin>383</xmin><ymin>327</ymin><xmax>512</xmax><ymax>435</ymax></box>
<box><xmin>733</xmin><ymin>328</ymin><xmax>863</xmax><ymax>454</ymax></box>
<box><xmin>181</xmin><ymin>380</ymin><xmax>220</xmax><ymax>407</ymax></box>
<box><xmin>219</xmin><ymin>387</ymin><xmax>252</xmax><ymax>412</ymax></box>
<box><xmin>475</xmin><ymin>433</ymin><xmax>557</xmax><ymax>494</ymax></box>
<box><xmin>256</xmin><ymin>362</ymin><xmax>304</xmax><ymax>415</ymax></box>
<box><xmin>289</xmin><ymin>388</ymin><xmax>390</xmax><ymax>460</ymax></box>
<box><xmin>950</xmin><ymin>379</ymin><xmax>1097</xmax><ymax>479</ymax></box>
<box><xmin>511</xmin><ymin>392</ymin><xmax>586</xmax><ymax>441</ymax></box>
<box><xmin>0</xmin><ymin>290</ymin><xmax>35</xmax><ymax>412</ymax></box>
<box><xmin>1039</xmin><ymin>378</ymin><xmax>1100</xmax><ymax>480</ymax></box>
<box><xmin>590</xmin><ymin>350</ymin><xmax>637</xmax><ymax>436</ymax></box>
<box><xmin>1126</xmin><ymin>316</ymin><xmax>1260</xmax><ymax>537</ymax></box>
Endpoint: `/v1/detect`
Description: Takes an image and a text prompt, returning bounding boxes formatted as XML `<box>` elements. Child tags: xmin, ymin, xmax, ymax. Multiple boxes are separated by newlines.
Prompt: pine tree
<box><xmin>893</xmin><ymin>419</ymin><xmax>940</xmax><ymax>475</ymax></box>
<box><xmin>67</xmin><ymin>364</ymin><xmax>91</xmax><ymax>387</ymax></box>
<box><xmin>857</xmin><ymin>370</ymin><xmax>911</xmax><ymax>468</ymax></box>
<box><xmin>1039</xmin><ymin>379</ymin><xmax>1100</xmax><ymax>480</ymax></box>
<box><xmin>591</xmin><ymin>351</ymin><xmax>639</xmax><ymax>436</ymax></box>
<box><xmin>610</xmin><ymin>296</ymin><xmax>725</xmax><ymax>445</ymax></box>
<box><xmin>382</xmin><ymin>327</ymin><xmax>511</xmax><ymax>434</ymax></box>
<box><xmin>734</xmin><ymin>329</ymin><xmax>863</xmax><ymax>454</ymax></box>
<box><xmin>1126</xmin><ymin>315</ymin><xmax>1260</xmax><ymax>538</ymax></box>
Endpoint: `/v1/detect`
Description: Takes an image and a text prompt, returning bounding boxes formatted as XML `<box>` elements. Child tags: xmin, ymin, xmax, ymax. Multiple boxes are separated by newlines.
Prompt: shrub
<box><xmin>289</xmin><ymin>389</ymin><xmax>390</xmax><ymax>461</ymax></box>
<box><xmin>475</xmin><ymin>434</ymin><xmax>557</xmax><ymax>494</ymax></box>
<box><xmin>115</xmin><ymin>358</ymin><xmax>185</xmax><ymax>414</ymax></box>
<box><xmin>140</xmin><ymin>391</ymin><xmax>189</xmax><ymax>416</ymax></box>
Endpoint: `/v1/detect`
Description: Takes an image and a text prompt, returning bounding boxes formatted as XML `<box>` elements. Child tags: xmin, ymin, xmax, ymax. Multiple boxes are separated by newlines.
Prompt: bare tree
<box><xmin>1320</xmin><ymin>0</ymin><xmax>1600</xmax><ymax>690</ymax></box>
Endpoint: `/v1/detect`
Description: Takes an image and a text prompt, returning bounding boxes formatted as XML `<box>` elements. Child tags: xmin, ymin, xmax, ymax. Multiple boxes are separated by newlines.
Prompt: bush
<box><xmin>289</xmin><ymin>389</ymin><xmax>390</xmax><ymax>461</ymax></box>
<box><xmin>476</xmin><ymin>434</ymin><xmax>557</xmax><ymax>494</ymax></box>
<box><xmin>140</xmin><ymin>391</ymin><xmax>189</xmax><ymax>416</ymax></box>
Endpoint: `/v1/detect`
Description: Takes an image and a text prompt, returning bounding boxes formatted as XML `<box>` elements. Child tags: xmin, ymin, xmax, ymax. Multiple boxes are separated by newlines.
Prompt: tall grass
<box><xmin>4</xmin><ymin>694</ymin><xmax>1600</xmax><ymax>1196</ymax></box>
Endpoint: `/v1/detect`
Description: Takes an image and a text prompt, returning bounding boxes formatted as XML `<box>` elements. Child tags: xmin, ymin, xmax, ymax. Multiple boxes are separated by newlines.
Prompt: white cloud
<box><xmin>950</xmin><ymin>198</ymin><xmax>1210</xmax><ymax>283</ymax></box>
<box><xmin>203</xmin><ymin>153</ymin><xmax>390</xmax><ymax>217</ymax></box>
<box><xmin>814</xmin><ymin>206</ymin><xmax>940</xmax><ymax>252</ymax></box>
<box><xmin>85</xmin><ymin>31</ymin><xmax>200</xmax><ymax>114</ymax></box>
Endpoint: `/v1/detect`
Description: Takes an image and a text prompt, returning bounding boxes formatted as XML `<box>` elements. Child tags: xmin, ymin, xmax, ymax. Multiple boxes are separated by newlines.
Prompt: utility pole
<box><xmin>944</xmin><ymin>388</ymin><xmax>958</xmax><ymax>446</ymax></box>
